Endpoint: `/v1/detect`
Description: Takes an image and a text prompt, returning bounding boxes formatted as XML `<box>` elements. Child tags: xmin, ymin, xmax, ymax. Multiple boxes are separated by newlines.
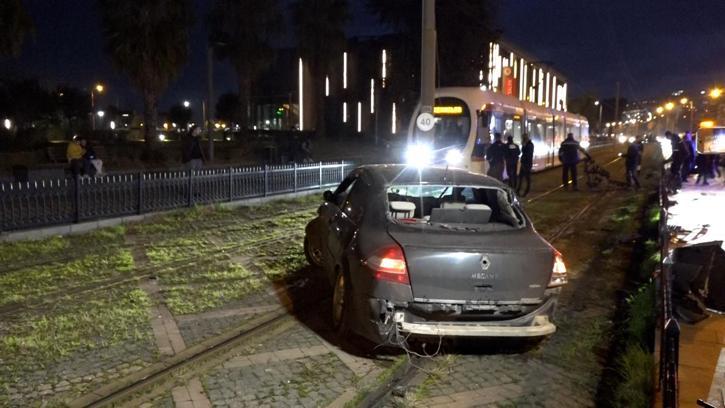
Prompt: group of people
<box><xmin>485</xmin><ymin>132</ymin><xmax>591</xmax><ymax>195</ymax></box>
<box><xmin>485</xmin><ymin>132</ymin><xmax>535</xmax><ymax>196</ymax></box>
<box><xmin>66</xmin><ymin>136</ymin><xmax>102</xmax><ymax>178</ymax></box>
<box><xmin>666</xmin><ymin>130</ymin><xmax>722</xmax><ymax>189</ymax></box>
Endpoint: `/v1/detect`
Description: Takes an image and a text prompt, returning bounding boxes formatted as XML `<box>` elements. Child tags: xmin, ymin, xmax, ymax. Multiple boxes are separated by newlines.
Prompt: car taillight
<box><xmin>548</xmin><ymin>251</ymin><xmax>568</xmax><ymax>288</ymax></box>
<box><xmin>366</xmin><ymin>246</ymin><xmax>410</xmax><ymax>284</ymax></box>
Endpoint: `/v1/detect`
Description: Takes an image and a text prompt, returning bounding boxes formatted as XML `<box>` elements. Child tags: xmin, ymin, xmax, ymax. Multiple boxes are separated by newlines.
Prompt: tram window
<box><xmin>474</xmin><ymin>111</ymin><xmax>490</xmax><ymax>156</ymax></box>
<box><xmin>433</xmin><ymin>97</ymin><xmax>471</xmax><ymax>150</ymax></box>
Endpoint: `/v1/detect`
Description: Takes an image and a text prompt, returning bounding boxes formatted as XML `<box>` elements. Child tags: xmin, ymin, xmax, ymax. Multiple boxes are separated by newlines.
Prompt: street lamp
<box><xmin>97</xmin><ymin>110</ymin><xmax>105</xmax><ymax>118</ymax></box>
<box><xmin>656</xmin><ymin>106</ymin><xmax>664</xmax><ymax>114</ymax></box>
<box><xmin>91</xmin><ymin>83</ymin><xmax>105</xmax><ymax>131</ymax></box>
<box><xmin>183</xmin><ymin>100</ymin><xmax>191</xmax><ymax>108</ymax></box>
<box><xmin>665</xmin><ymin>102</ymin><xmax>675</xmax><ymax>111</ymax></box>
<box><xmin>594</xmin><ymin>100</ymin><xmax>603</xmax><ymax>134</ymax></box>
<box><xmin>3</xmin><ymin>118</ymin><xmax>11</xmax><ymax>130</ymax></box>
<box><xmin>710</xmin><ymin>88</ymin><xmax>722</xmax><ymax>99</ymax></box>
<box><xmin>679</xmin><ymin>97</ymin><xmax>688</xmax><ymax>105</ymax></box>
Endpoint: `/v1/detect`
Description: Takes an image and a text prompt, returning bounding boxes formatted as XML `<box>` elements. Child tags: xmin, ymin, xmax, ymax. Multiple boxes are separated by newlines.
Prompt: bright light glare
<box><xmin>617</xmin><ymin>135</ymin><xmax>627</xmax><ymax>144</ymax></box>
<box><xmin>97</xmin><ymin>110</ymin><xmax>105</xmax><ymax>118</ymax></box>
<box><xmin>3</xmin><ymin>118</ymin><xmax>11</xmax><ymax>130</ymax></box>
<box><xmin>580</xmin><ymin>140</ymin><xmax>591</xmax><ymax>149</ymax></box>
<box><xmin>158</xmin><ymin>134</ymin><xmax>166</xmax><ymax>141</ymax></box>
<box><xmin>445</xmin><ymin>149</ymin><xmax>464</xmax><ymax>166</ymax></box>
<box><xmin>183</xmin><ymin>100</ymin><xmax>190</xmax><ymax>108</ymax></box>
<box><xmin>628</xmin><ymin>136</ymin><xmax>636</xmax><ymax>144</ymax></box>
<box><xmin>95</xmin><ymin>84</ymin><xmax>104</xmax><ymax>93</ymax></box>
<box><xmin>665</xmin><ymin>102</ymin><xmax>675</xmax><ymax>111</ymax></box>
<box><xmin>405</xmin><ymin>144</ymin><xmax>434</xmax><ymax>168</ymax></box>
<box><xmin>710</xmin><ymin>88</ymin><xmax>722</xmax><ymax>99</ymax></box>
<box><xmin>109</xmin><ymin>121</ymin><xmax>116</xmax><ymax>130</ymax></box>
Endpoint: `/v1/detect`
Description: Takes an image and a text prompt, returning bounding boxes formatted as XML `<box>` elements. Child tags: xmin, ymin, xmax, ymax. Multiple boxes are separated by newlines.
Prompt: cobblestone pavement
<box><xmin>1</xmin><ymin>146</ymin><xmax>647</xmax><ymax>407</ymax></box>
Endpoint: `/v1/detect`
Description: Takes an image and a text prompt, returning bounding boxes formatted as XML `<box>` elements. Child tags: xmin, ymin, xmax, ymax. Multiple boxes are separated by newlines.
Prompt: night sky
<box><xmin>4</xmin><ymin>0</ymin><xmax>725</xmax><ymax>113</ymax></box>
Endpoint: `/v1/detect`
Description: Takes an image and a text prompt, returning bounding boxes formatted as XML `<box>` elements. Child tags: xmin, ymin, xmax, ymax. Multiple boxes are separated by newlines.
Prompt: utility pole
<box><xmin>614</xmin><ymin>81</ymin><xmax>621</xmax><ymax>131</ymax></box>
<box><xmin>417</xmin><ymin>0</ymin><xmax>437</xmax><ymax>144</ymax></box>
<box><xmin>207</xmin><ymin>45</ymin><xmax>215</xmax><ymax>162</ymax></box>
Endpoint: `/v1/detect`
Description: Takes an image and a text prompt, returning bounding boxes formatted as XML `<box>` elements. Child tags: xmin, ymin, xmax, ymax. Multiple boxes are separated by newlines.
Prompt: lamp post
<box><xmin>90</xmin><ymin>83</ymin><xmax>104</xmax><ymax>131</ymax></box>
<box><xmin>594</xmin><ymin>100</ymin><xmax>603</xmax><ymax>134</ymax></box>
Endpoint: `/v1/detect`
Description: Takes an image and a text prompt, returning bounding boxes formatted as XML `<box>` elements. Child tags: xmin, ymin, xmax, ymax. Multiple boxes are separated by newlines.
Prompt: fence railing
<box><xmin>658</xmin><ymin>163</ymin><xmax>679</xmax><ymax>408</ymax></box>
<box><xmin>0</xmin><ymin>161</ymin><xmax>351</xmax><ymax>232</ymax></box>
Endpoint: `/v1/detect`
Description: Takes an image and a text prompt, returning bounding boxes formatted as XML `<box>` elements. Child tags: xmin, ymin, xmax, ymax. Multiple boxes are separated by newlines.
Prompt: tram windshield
<box><xmin>697</xmin><ymin>126</ymin><xmax>725</xmax><ymax>154</ymax></box>
<box><xmin>433</xmin><ymin>97</ymin><xmax>471</xmax><ymax>150</ymax></box>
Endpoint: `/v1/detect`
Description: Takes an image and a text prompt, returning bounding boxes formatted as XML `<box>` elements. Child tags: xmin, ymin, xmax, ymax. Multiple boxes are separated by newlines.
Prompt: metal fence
<box><xmin>0</xmin><ymin>161</ymin><xmax>351</xmax><ymax>232</ymax></box>
<box><xmin>658</xmin><ymin>164</ymin><xmax>679</xmax><ymax>408</ymax></box>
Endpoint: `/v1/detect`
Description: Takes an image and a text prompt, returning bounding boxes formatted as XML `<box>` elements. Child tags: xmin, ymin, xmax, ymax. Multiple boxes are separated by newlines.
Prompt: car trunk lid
<box><xmin>388</xmin><ymin>225</ymin><xmax>554</xmax><ymax>303</ymax></box>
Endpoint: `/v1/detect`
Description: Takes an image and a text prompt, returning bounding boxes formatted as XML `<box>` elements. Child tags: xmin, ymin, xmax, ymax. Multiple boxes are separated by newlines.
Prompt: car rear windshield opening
<box><xmin>387</xmin><ymin>185</ymin><xmax>524</xmax><ymax>228</ymax></box>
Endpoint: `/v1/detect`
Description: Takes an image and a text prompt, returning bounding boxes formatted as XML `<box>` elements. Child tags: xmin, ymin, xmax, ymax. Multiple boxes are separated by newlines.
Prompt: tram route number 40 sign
<box><xmin>416</xmin><ymin>112</ymin><xmax>435</xmax><ymax>132</ymax></box>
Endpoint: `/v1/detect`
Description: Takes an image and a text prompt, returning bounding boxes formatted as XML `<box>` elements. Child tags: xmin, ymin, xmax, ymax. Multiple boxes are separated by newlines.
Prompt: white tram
<box><xmin>407</xmin><ymin>87</ymin><xmax>590</xmax><ymax>173</ymax></box>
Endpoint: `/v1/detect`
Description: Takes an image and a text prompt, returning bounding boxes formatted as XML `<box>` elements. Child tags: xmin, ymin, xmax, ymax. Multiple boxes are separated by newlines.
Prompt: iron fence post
<box><xmin>188</xmin><ymin>170</ymin><xmax>193</xmax><ymax>207</ymax></box>
<box><xmin>340</xmin><ymin>162</ymin><xmax>344</xmax><ymax>182</ymax></box>
<box><xmin>228</xmin><ymin>167</ymin><xmax>233</xmax><ymax>201</ymax></box>
<box><xmin>294</xmin><ymin>163</ymin><xmax>298</xmax><ymax>192</ymax></box>
<box><xmin>74</xmin><ymin>176</ymin><xmax>80</xmax><ymax>223</ymax></box>
<box><xmin>137</xmin><ymin>173</ymin><xmax>144</xmax><ymax>214</ymax></box>
<box><xmin>264</xmin><ymin>165</ymin><xmax>269</xmax><ymax>197</ymax></box>
<box><xmin>319</xmin><ymin>162</ymin><xmax>323</xmax><ymax>188</ymax></box>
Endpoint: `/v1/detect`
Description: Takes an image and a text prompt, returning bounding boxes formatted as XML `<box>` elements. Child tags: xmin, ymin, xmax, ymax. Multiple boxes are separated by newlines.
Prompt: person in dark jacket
<box><xmin>504</xmin><ymin>135</ymin><xmax>521</xmax><ymax>188</ymax></box>
<box><xmin>518</xmin><ymin>133</ymin><xmax>534</xmax><ymax>196</ymax></box>
<box><xmin>182</xmin><ymin>126</ymin><xmax>205</xmax><ymax>169</ymax></box>
<box><xmin>681</xmin><ymin>132</ymin><xmax>695</xmax><ymax>182</ymax></box>
<box><xmin>695</xmin><ymin>154</ymin><xmax>712</xmax><ymax>186</ymax></box>
<box><xmin>486</xmin><ymin>132</ymin><xmax>506</xmax><ymax>181</ymax></box>
<box><xmin>558</xmin><ymin>133</ymin><xmax>590</xmax><ymax>190</ymax></box>
<box><xmin>666</xmin><ymin>131</ymin><xmax>683</xmax><ymax>191</ymax></box>
<box><xmin>623</xmin><ymin>140</ymin><xmax>642</xmax><ymax>189</ymax></box>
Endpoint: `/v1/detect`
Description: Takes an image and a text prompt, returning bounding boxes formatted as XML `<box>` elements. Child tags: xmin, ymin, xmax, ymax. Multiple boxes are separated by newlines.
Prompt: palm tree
<box><xmin>0</xmin><ymin>0</ymin><xmax>34</xmax><ymax>57</ymax></box>
<box><xmin>209</xmin><ymin>0</ymin><xmax>283</xmax><ymax>134</ymax></box>
<box><xmin>292</xmin><ymin>0</ymin><xmax>349</xmax><ymax>138</ymax></box>
<box><xmin>98</xmin><ymin>0</ymin><xmax>193</xmax><ymax>145</ymax></box>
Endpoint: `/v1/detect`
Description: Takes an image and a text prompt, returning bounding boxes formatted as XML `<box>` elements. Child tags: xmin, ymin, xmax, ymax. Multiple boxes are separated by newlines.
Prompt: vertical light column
<box><xmin>552</xmin><ymin>76</ymin><xmax>557</xmax><ymax>110</ymax></box>
<box><xmin>562</xmin><ymin>83</ymin><xmax>568</xmax><ymax>111</ymax></box>
<box><xmin>519</xmin><ymin>58</ymin><xmax>526</xmax><ymax>100</ymax></box>
<box><xmin>325</xmin><ymin>76</ymin><xmax>330</xmax><ymax>97</ymax></box>
<box><xmin>381</xmin><ymin>49</ymin><xmax>387</xmax><ymax>88</ymax></box>
<box><xmin>537</xmin><ymin>68</ymin><xmax>544</xmax><ymax>105</ymax></box>
<box><xmin>343</xmin><ymin>102</ymin><xmax>347</xmax><ymax>123</ymax></box>
<box><xmin>545</xmin><ymin>71</ymin><xmax>551</xmax><ymax>108</ymax></box>
<box><xmin>370</xmin><ymin>79</ymin><xmax>375</xmax><ymax>113</ymax></box>
<box><xmin>298</xmin><ymin>58</ymin><xmax>304</xmax><ymax>130</ymax></box>
<box><xmin>357</xmin><ymin>102</ymin><xmax>362</xmax><ymax>133</ymax></box>
<box><xmin>343</xmin><ymin>52</ymin><xmax>348</xmax><ymax>89</ymax></box>
<box><xmin>392</xmin><ymin>103</ymin><xmax>397</xmax><ymax>134</ymax></box>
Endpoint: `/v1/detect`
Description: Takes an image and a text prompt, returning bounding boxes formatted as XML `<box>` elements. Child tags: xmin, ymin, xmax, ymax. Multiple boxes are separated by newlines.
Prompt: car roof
<box><xmin>356</xmin><ymin>164</ymin><xmax>508</xmax><ymax>188</ymax></box>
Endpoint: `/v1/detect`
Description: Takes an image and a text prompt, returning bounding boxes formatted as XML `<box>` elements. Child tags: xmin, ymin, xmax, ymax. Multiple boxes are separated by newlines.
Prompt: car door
<box><xmin>327</xmin><ymin>176</ymin><xmax>368</xmax><ymax>271</ymax></box>
<box><xmin>320</xmin><ymin>175</ymin><xmax>358</xmax><ymax>270</ymax></box>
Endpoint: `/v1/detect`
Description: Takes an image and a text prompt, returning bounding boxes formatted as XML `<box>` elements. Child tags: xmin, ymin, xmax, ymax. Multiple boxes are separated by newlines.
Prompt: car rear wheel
<box><xmin>332</xmin><ymin>271</ymin><xmax>351</xmax><ymax>335</ymax></box>
<box><xmin>304</xmin><ymin>236</ymin><xmax>324</xmax><ymax>267</ymax></box>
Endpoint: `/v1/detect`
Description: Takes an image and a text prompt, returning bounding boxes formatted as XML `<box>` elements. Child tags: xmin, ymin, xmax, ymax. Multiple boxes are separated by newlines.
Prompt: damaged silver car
<box><xmin>304</xmin><ymin>164</ymin><xmax>567</xmax><ymax>344</ymax></box>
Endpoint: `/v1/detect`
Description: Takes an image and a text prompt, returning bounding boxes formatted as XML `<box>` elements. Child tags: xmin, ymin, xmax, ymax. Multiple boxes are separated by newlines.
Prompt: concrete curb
<box><xmin>0</xmin><ymin>188</ymin><xmax>324</xmax><ymax>243</ymax></box>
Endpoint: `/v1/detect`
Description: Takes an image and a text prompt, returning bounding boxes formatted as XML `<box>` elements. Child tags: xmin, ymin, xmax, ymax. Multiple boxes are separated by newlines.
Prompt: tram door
<box><xmin>472</xmin><ymin>109</ymin><xmax>492</xmax><ymax>174</ymax></box>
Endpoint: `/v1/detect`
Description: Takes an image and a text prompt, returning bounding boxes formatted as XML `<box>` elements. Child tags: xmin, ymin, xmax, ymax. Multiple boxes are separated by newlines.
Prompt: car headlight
<box><xmin>445</xmin><ymin>148</ymin><xmax>464</xmax><ymax>166</ymax></box>
<box><xmin>404</xmin><ymin>143</ymin><xmax>434</xmax><ymax>168</ymax></box>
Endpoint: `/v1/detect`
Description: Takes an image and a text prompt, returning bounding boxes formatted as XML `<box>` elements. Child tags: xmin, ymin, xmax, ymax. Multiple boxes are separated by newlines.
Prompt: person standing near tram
<box><xmin>504</xmin><ymin>135</ymin><xmax>520</xmax><ymax>188</ymax></box>
<box><xmin>558</xmin><ymin>133</ymin><xmax>590</xmax><ymax>190</ymax></box>
<box><xmin>486</xmin><ymin>132</ymin><xmax>506</xmax><ymax>181</ymax></box>
<box><xmin>518</xmin><ymin>133</ymin><xmax>534</xmax><ymax>197</ymax></box>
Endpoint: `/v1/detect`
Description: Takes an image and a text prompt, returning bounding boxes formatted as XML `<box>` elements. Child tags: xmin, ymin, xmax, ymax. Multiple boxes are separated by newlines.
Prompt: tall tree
<box><xmin>292</xmin><ymin>0</ymin><xmax>349</xmax><ymax>138</ymax></box>
<box><xmin>0</xmin><ymin>0</ymin><xmax>33</xmax><ymax>57</ymax></box>
<box><xmin>367</xmin><ymin>0</ymin><xmax>498</xmax><ymax>87</ymax></box>
<box><xmin>98</xmin><ymin>0</ymin><xmax>192</xmax><ymax>145</ymax></box>
<box><xmin>209</xmin><ymin>0</ymin><xmax>283</xmax><ymax>133</ymax></box>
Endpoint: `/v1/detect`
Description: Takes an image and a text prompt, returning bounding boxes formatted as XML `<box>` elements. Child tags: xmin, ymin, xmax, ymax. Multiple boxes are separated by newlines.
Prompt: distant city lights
<box><xmin>183</xmin><ymin>100</ymin><xmax>190</xmax><ymax>108</ymax></box>
<box><xmin>109</xmin><ymin>121</ymin><xmax>116</xmax><ymax>130</ymax></box>
<box><xmin>96</xmin><ymin>110</ymin><xmax>105</xmax><ymax>118</ymax></box>
<box><xmin>3</xmin><ymin>118</ymin><xmax>11</xmax><ymax>130</ymax></box>
<box><xmin>158</xmin><ymin>134</ymin><xmax>166</xmax><ymax>141</ymax></box>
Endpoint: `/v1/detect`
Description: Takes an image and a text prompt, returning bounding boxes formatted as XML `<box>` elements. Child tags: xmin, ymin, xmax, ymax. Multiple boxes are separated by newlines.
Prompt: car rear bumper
<box><xmin>360</xmin><ymin>294</ymin><xmax>559</xmax><ymax>341</ymax></box>
<box><xmin>394</xmin><ymin>314</ymin><xmax>555</xmax><ymax>337</ymax></box>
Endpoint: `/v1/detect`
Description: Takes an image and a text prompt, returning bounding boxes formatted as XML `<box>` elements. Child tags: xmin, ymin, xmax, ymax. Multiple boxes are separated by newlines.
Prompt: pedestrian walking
<box><xmin>504</xmin><ymin>135</ymin><xmax>520</xmax><ymax>188</ymax></box>
<box><xmin>623</xmin><ymin>139</ymin><xmax>642</xmax><ymax>189</ymax></box>
<box><xmin>681</xmin><ymin>132</ymin><xmax>695</xmax><ymax>182</ymax></box>
<box><xmin>518</xmin><ymin>133</ymin><xmax>534</xmax><ymax>196</ymax></box>
<box><xmin>666</xmin><ymin>131</ymin><xmax>683</xmax><ymax>191</ymax></box>
<box><xmin>695</xmin><ymin>154</ymin><xmax>713</xmax><ymax>186</ymax></box>
<box><xmin>558</xmin><ymin>133</ymin><xmax>590</xmax><ymax>190</ymax></box>
<box><xmin>486</xmin><ymin>132</ymin><xmax>506</xmax><ymax>181</ymax></box>
<box><xmin>182</xmin><ymin>125</ymin><xmax>206</xmax><ymax>170</ymax></box>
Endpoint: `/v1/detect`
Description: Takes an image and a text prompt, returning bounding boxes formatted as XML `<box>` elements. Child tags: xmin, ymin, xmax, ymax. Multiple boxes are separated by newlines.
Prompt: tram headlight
<box><xmin>445</xmin><ymin>149</ymin><xmax>464</xmax><ymax>166</ymax></box>
<box><xmin>617</xmin><ymin>135</ymin><xmax>627</xmax><ymax>144</ymax></box>
<box><xmin>404</xmin><ymin>143</ymin><xmax>434</xmax><ymax>168</ymax></box>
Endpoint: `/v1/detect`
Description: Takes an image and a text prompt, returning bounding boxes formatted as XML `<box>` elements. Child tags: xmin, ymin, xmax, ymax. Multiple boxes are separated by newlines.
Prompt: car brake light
<box><xmin>366</xmin><ymin>246</ymin><xmax>410</xmax><ymax>284</ymax></box>
<box><xmin>548</xmin><ymin>251</ymin><xmax>568</xmax><ymax>288</ymax></box>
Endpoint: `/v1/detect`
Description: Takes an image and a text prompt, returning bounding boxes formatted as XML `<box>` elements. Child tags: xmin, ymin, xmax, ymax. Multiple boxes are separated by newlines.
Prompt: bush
<box><xmin>613</xmin><ymin>345</ymin><xmax>655</xmax><ymax>408</ymax></box>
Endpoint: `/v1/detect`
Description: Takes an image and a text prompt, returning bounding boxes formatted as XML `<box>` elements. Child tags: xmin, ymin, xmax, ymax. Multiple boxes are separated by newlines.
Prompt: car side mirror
<box><xmin>323</xmin><ymin>190</ymin><xmax>334</xmax><ymax>202</ymax></box>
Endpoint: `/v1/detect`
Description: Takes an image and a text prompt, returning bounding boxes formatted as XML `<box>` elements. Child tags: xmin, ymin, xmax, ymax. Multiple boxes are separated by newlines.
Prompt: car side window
<box><xmin>333</xmin><ymin>176</ymin><xmax>357</xmax><ymax>207</ymax></box>
<box><xmin>342</xmin><ymin>181</ymin><xmax>368</xmax><ymax>222</ymax></box>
